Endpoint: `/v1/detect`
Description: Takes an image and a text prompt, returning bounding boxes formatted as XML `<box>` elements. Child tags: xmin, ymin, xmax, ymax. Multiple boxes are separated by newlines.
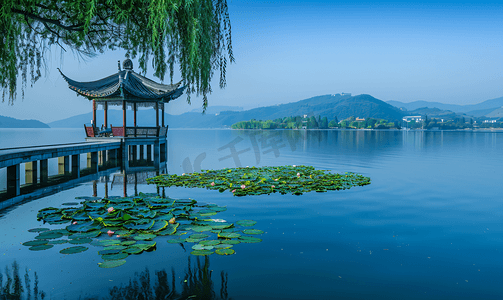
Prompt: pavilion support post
<box><xmin>123</xmin><ymin>100</ymin><xmax>126</xmax><ymax>137</ymax></box>
<box><xmin>93</xmin><ymin>180</ymin><xmax>97</xmax><ymax>197</ymax></box>
<box><xmin>139</xmin><ymin>145</ymin><xmax>144</xmax><ymax>161</ymax></box>
<box><xmin>40</xmin><ymin>159</ymin><xmax>48</xmax><ymax>184</ymax></box>
<box><xmin>93</xmin><ymin>100</ymin><xmax>97</xmax><ymax>127</ymax></box>
<box><xmin>123</xmin><ymin>171</ymin><xmax>127</xmax><ymax>197</ymax></box>
<box><xmin>154</xmin><ymin>140</ymin><xmax>160</xmax><ymax>167</ymax></box>
<box><xmin>134</xmin><ymin>103</ymin><xmax>137</xmax><ymax>127</ymax></box>
<box><xmin>58</xmin><ymin>156</ymin><xmax>70</xmax><ymax>176</ymax></box>
<box><xmin>162</xmin><ymin>104</ymin><xmax>165</xmax><ymax>127</ymax></box>
<box><xmin>25</xmin><ymin>161</ymin><xmax>38</xmax><ymax>185</ymax></box>
<box><xmin>91</xmin><ymin>152</ymin><xmax>98</xmax><ymax>173</ymax></box>
<box><xmin>104</xmin><ymin>102</ymin><xmax>108</xmax><ymax>127</ymax></box>
<box><xmin>156</xmin><ymin>102</ymin><xmax>159</xmax><ymax>128</ymax></box>
<box><xmin>71</xmin><ymin>154</ymin><xmax>80</xmax><ymax>179</ymax></box>
<box><xmin>105</xmin><ymin>175</ymin><xmax>109</xmax><ymax>198</ymax></box>
<box><xmin>7</xmin><ymin>165</ymin><xmax>20</xmax><ymax>198</ymax></box>
<box><xmin>147</xmin><ymin>145</ymin><xmax>152</xmax><ymax>163</ymax></box>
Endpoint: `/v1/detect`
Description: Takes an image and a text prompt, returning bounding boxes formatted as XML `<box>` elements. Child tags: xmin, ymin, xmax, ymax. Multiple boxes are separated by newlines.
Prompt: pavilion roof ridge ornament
<box><xmin>58</xmin><ymin>59</ymin><xmax>186</xmax><ymax>105</ymax></box>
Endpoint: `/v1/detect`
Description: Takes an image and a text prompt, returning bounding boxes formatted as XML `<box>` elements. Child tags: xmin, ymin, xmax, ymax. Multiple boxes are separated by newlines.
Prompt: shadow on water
<box><xmin>1</xmin><ymin>257</ymin><xmax>231</xmax><ymax>300</ymax></box>
<box><xmin>0</xmin><ymin>261</ymin><xmax>46</xmax><ymax>300</ymax></box>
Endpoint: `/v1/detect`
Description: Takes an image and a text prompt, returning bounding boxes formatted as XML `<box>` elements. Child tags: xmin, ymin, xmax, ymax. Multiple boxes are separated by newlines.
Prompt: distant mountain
<box><xmin>388</xmin><ymin>96</ymin><xmax>503</xmax><ymax>115</ymax></box>
<box><xmin>49</xmin><ymin>94</ymin><xmax>405</xmax><ymax>128</ymax></box>
<box><xmin>404</xmin><ymin>107</ymin><xmax>462</xmax><ymax>119</ymax></box>
<box><xmin>189</xmin><ymin>105</ymin><xmax>244</xmax><ymax>114</ymax></box>
<box><xmin>0</xmin><ymin>115</ymin><xmax>50</xmax><ymax>128</ymax></box>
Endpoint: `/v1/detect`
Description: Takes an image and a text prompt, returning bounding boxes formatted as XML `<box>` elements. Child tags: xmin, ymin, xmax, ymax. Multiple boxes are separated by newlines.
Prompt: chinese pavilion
<box><xmin>59</xmin><ymin>58</ymin><xmax>186</xmax><ymax>138</ymax></box>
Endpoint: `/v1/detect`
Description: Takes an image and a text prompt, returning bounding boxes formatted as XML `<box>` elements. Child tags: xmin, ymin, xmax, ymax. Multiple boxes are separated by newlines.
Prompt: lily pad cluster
<box><xmin>147</xmin><ymin>165</ymin><xmax>371</xmax><ymax>196</ymax></box>
<box><xmin>22</xmin><ymin>193</ymin><xmax>263</xmax><ymax>268</ymax></box>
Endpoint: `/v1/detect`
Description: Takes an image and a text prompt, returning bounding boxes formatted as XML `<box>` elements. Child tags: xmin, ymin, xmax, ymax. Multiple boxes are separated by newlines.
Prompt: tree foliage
<box><xmin>0</xmin><ymin>0</ymin><xmax>234</xmax><ymax>109</ymax></box>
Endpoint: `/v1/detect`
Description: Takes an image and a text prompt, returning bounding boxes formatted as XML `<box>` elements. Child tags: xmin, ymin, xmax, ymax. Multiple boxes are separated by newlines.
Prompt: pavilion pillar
<box><xmin>134</xmin><ymin>103</ymin><xmax>137</xmax><ymax>127</ymax></box>
<box><xmin>93</xmin><ymin>100</ymin><xmax>96</xmax><ymax>127</ymax></box>
<box><xmin>104</xmin><ymin>102</ymin><xmax>108</xmax><ymax>127</ymax></box>
<box><xmin>162</xmin><ymin>104</ymin><xmax>165</xmax><ymax>127</ymax></box>
<box><xmin>7</xmin><ymin>165</ymin><xmax>20</xmax><ymax>197</ymax></box>
<box><xmin>122</xmin><ymin>100</ymin><xmax>126</xmax><ymax>137</ymax></box>
<box><xmin>25</xmin><ymin>161</ymin><xmax>38</xmax><ymax>185</ymax></box>
<box><xmin>156</xmin><ymin>102</ymin><xmax>159</xmax><ymax>128</ymax></box>
<box><xmin>71</xmin><ymin>154</ymin><xmax>80</xmax><ymax>179</ymax></box>
<box><xmin>40</xmin><ymin>159</ymin><xmax>48</xmax><ymax>184</ymax></box>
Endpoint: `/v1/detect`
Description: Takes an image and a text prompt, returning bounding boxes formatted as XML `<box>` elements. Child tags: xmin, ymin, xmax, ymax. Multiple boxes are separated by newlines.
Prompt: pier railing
<box><xmin>85</xmin><ymin>125</ymin><xmax>168</xmax><ymax>138</ymax></box>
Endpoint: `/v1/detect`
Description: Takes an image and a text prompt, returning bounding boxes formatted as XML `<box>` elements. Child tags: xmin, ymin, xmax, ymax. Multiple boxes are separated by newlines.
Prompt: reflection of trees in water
<box><xmin>88</xmin><ymin>256</ymin><xmax>230</xmax><ymax>300</ymax></box>
<box><xmin>0</xmin><ymin>261</ymin><xmax>45</xmax><ymax>300</ymax></box>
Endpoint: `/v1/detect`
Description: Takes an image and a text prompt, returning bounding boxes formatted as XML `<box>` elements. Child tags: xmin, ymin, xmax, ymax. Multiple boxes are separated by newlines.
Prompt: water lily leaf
<box><xmin>98</xmin><ymin>260</ymin><xmax>126</xmax><ymax>268</ymax></box>
<box><xmin>124</xmin><ymin>219</ymin><xmax>154</xmax><ymax>230</ymax></box>
<box><xmin>104</xmin><ymin>245</ymin><xmax>127</xmax><ymax>251</ymax></box>
<box><xmin>60</xmin><ymin>246</ymin><xmax>88</xmax><ymax>254</ymax></box>
<box><xmin>67</xmin><ymin>221</ymin><xmax>102</xmax><ymax>232</ymax></box>
<box><xmin>214</xmin><ymin>244</ymin><xmax>233</xmax><ymax>249</ymax></box>
<box><xmin>218</xmin><ymin>232</ymin><xmax>241</xmax><ymax>239</ymax></box>
<box><xmin>123</xmin><ymin>247</ymin><xmax>143</xmax><ymax>254</ymax></box>
<box><xmin>192</xmin><ymin>244</ymin><xmax>214</xmax><ymax>250</ymax></box>
<box><xmin>62</xmin><ymin>202</ymin><xmax>79</xmax><ymax>206</ymax></box>
<box><xmin>99</xmin><ymin>249</ymin><xmax>121</xmax><ymax>255</ymax></box>
<box><xmin>185</xmin><ymin>238</ymin><xmax>204</xmax><ymax>243</ymax></box>
<box><xmin>23</xmin><ymin>240</ymin><xmax>48</xmax><ymax>246</ymax></box>
<box><xmin>189</xmin><ymin>234</ymin><xmax>209</xmax><ymax>239</ymax></box>
<box><xmin>224</xmin><ymin>240</ymin><xmax>241</xmax><ymax>245</ymax></box>
<box><xmin>167</xmin><ymin>238</ymin><xmax>186</xmax><ymax>244</ymax></box>
<box><xmin>135</xmin><ymin>241</ymin><xmax>156</xmax><ymax>250</ymax></box>
<box><xmin>69</xmin><ymin>230</ymin><xmax>101</xmax><ymax>239</ymax></box>
<box><xmin>156</xmin><ymin>223</ymin><xmax>179</xmax><ymax>236</ymax></box>
<box><xmin>102</xmin><ymin>252</ymin><xmax>128</xmax><ymax>260</ymax></box>
<box><xmin>210</xmin><ymin>223</ymin><xmax>234</xmax><ymax>230</ymax></box>
<box><xmin>150</xmin><ymin>220</ymin><xmax>168</xmax><ymax>232</ymax></box>
<box><xmin>35</xmin><ymin>232</ymin><xmax>63</xmax><ymax>240</ymax></box>
<box><xmin>199</xmin><ymin>240</ymin><xmax>220</xmax><ymax>246</ymax></box>
<box><xmin>133</xmin><ymin>233</ymin><xmax>156</xmax><ymax>241</ymax></box>
<box><xmin>190</xmin><ymin>250</ymin><xmax>214</xmax><ymax>256</ymax></box>
<box><xmin>215</xmin><ymin>249</ymin><xmax>235</xmax><ymax>255</ymax></box>
<box><xmin>85</xmin><ymin>202</ymin><xmax>106</xmax><ymax>209</ymax></box>
<box><xmin>48</xmin><ymin>240</ymin><xmax>68</xmax><ymax>245</ymax></box>
<box><xmin>238</xmin><ymin>236</ymin><xmax>262</xmax><ymax>243</ymax></box>
<box><xmin>28</xmin><ymin>228</ymin><xmax>50</xmax><ymax>233</ymax></box>
<box><xmin>69</xmin><ymin>238</ymin><xmax>92</xmax><ymax>244</ymax></box>
<box><xmin>208</xmin><ymin>206</ymin><xmax>227</xmax><ymax>212</ymax></box>
<box><xmin>243</xmin><ymin>229</ymin><xmax>264</xmax><ymax>235</ymax></box>
<box><xmin>94</xmin><ymin>239</ymin><xmax>121</xmax><ymax>247</ymax></box>
<box><xmin>236</xmin><ymin>220</ymin><xmax>257</xmax><ymax>227</ymax></box>
<box><xmin>29</xmin><ymin>244</ymin><xmax>53</xmax><ymax>251</ymax></box>
<box><xmin>121</xmin><ymin>240</ymin><xmax>137</xmax><ymax>246</ymax></box>
<box><xmin>191</xmin><ymin>226</ymin><xmax>213</xmax><ymax>232</ymax></box>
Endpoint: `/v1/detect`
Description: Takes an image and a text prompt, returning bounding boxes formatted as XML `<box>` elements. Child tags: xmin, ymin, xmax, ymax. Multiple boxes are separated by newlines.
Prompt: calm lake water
<box><xmin>0</xmin><ymin>128</ymin><xmax>502</xmax><ymax>299</ymax></box>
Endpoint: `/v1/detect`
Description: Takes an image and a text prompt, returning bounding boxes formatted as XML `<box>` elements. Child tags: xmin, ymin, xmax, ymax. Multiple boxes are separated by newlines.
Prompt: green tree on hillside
<box><xmin>0</xmin><ymin>0</ymin><xmax>234</xmax><ymax>110</ymax></box>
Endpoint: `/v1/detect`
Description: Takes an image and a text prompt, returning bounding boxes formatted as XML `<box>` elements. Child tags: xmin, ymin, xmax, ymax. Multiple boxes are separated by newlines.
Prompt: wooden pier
<box><xmin>0</xmin><ymin>137</ymin><xmax>167</xmax><ymax>204</ymax></box>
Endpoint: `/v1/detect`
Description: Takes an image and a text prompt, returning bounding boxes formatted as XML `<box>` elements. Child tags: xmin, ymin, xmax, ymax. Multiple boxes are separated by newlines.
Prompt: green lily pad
<box><xmin>48</xmin><ymin>240</ymin><xmax>68</xmax><ymax>245</ymax></box>
<box><xmin>167</xmin><ymin>238</ymin><xmax>186</xmax><ymax>244</ymax></box>
<box><xmin>29</xmin><ymin>244</ymin><xmax>54</xmax><ymax>251</ymax></box>
<box><xmin>123</xmin><ymin>247</ymin><xmax>143</xmax><ymax>254</ymax></box>
<box><xmin>69</xmin><ymin>238</ymin><xmax>92</xmax><ymax>244</ymax></box>
<box><xmin>214</xmin><ymin>243</ymin><xmax>233</xmax><ymax>249</ymax></box>
<box><xmin>185</xmin><ymin>238</ymin><xmax>204</xmax><ymax>243</ymax></box>
<box><xmin>192</xmin><ymin>226</ymin><xmax>213</xmax><ymax>232</ymax></box>
<box><xmin>23</xmin><ymin>240</ymin><xmax>48</xmax><ymax>246</ymax></box>
<box><xmin>189</xmin><ymin>233</ymin><xmax>209</xmax><ymax>239</ymax></box>
<box><xmin>104</xmin><ymin>245</ymin><xmax>127</xmax><ymax>251</ymax></box>
<box><xmin>190</xmin><ymin>250</ymin><xmax>214</xmax><ymax>256</ymax></box>
<box><xmin>224</xmin><ymin>240</ymin><xmax>241</xmax><ymax>245</ymax></box>
<box><xmin>99</xmin><ymin>249</ymin><xmax>121</xmax><ymax>255</ymax></box>
<box><xmin>218</xmin><ymin>232</ymin><xmax>241</xmax><ymax>239</ymax></box>
<box><xmin>102</xmin><ymin>252</ymin><xmax>129</xmax><ymax>260</ymax></box>
<box><xmin>98</xmin><ymin>260</ymin><xmax>126</xmax><ymax>268</ymax></box>
<box><xmin>121</xmin><ymin>240</ymin><xmax>137</xmax><ymax>246</ymax></box>
<box><xmin>236</xmin><ymin>220</ymin><xmax>257</xmax><ymax>227</ymax></box>
<box><xmin>243</xmin><ymin>229</ymin><xmax>264</xmax><ymax>235</ymax></box>
<box><xmin>35</xmin><ymin>232</ymin><xmax>63</xmax><ymax>240</ymax></box>
<box><xmin>133</xmin><ymin>233</ymin><xmax>156</xmax><ymax>241</ymax></box>
<box><xmin>238</xmin><ymin>236</ymin><xmax>262</xmax><ymax>243</ymax></box>
<box><xmin>62</xmin><ymin>202</ymin><xmax>79</xmax><ymax>206</ymax></box>
<box><xmin>60</xmin><ymin>246</ymin><xmax>88</xmax><ymax>254</ymax></box>
<box><xmin>215</xmin><ymin>248</ymin><xmax>235</xmax><ymax>255</ymax></box>
<box><xmin>28</xmin><ymin>228</ymin><xmax>50</xmax><ymax>233</ymax></box>
<box><xmin>192</xmin><ymin>244</ymin><xmax>214</xmax><ymax>250</ymax></box>
<box><xmin>199</xmin><ymin>240</ymin><xmax>220</xmax><ymax>246</ymax></box>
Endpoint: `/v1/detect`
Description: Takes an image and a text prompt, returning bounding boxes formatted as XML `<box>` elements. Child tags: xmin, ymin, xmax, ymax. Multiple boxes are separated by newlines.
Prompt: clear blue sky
<box><xmin>2</xmin><ymin>0</ymin><xmax>503</xmax><ymax>123</ymax></box>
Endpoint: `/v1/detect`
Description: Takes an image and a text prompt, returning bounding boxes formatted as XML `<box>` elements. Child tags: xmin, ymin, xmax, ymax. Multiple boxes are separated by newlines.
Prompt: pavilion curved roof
<box><xmin>58</xmin><ymin>68</ymin><xmax>186</xmax><ymax>103</ymax></box>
